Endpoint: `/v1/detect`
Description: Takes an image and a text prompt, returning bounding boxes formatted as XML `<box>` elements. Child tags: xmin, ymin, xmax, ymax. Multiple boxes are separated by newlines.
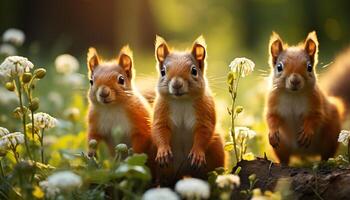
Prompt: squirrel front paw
<box><xmin>155</xmin><ymin>146</ymin><xmax>173</xmax><ymax>167</ymax></box>
<box><xmin>188</xmin><ymin>148</ymin><xmax>206</xmax><ymax>168</ymax></box>
<box><xmin>269</xmin><ymin>131</ymin><xmax>280</xmax><ymax>148</ymax></box>
<box><xmin>298</xmin><ymin>130</ymin><xmax>313</xmax><ymax>147</ymax></box>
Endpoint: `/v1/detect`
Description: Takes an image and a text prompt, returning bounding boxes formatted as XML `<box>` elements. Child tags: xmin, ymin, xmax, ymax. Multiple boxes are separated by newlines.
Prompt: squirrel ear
<box><xmin>87</xmin><ymin>47</ymin><xmax>100</xmax><ymax>76</ymax></box>
<box><xmin>269</xmin><ymin>32</ymin><xmax>284</xmax><ymax>66</ymax></box>
<box><xmin>155</xmin><ymin>35</ymin><xmax>169</xmax><ymax>65</ymax></box>
<box><xmin>304</xmin><ymin>31</ymin><xmax>319</xmax><ymax>63</ymax></box>
<box><xmin>118</xmin><ymin>45</ymin><xmax>133</xmax><ymax>79</ymax></box>
<box><xmin>192</xmin><ymin>35</ymin><xmax>207</xmax><ymax>71</ymax></box>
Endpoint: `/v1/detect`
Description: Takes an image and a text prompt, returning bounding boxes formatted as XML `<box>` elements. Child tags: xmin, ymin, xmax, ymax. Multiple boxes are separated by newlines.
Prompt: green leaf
<box><xmin>125</xmin><ymin>153</ymin><xmax>147</xmax><ymax>166</ymax></box>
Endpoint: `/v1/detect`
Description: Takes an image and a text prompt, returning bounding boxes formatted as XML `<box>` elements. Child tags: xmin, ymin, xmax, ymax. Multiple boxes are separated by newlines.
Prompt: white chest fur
<box><xmin>277</xmin><ymin>91</ymin><xmax>311</xmax><ymax>150</ymax></box>
<box><xmin>168</xmin><ymin>99</ymin><xmax>196</xmax><ymax>168</ymax></box>
<box><xmin>96</xmin><ymin>106</ymin><xmax>132</xmax><ymax>145</ymax></box>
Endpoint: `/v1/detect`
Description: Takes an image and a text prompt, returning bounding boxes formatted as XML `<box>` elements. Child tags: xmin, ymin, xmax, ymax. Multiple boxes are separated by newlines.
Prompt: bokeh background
<box><xmin>1</xmin><ymin>0</ymin><xmax>350</xmax><ymax>163</ymax></box>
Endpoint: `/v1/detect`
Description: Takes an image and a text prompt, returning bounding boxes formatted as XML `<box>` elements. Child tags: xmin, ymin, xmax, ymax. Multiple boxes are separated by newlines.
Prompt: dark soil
<box><xmin>232</xmin><ymin>157</ymin><xmax>350</xmax><ymax>200</ymax></box>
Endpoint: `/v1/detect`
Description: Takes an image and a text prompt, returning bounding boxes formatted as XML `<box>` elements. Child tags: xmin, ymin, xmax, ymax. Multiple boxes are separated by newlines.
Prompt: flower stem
<box><xmin>40</xmin><ymin>129</ymin><xmax>45</xmax><ymax>164</ymax></box>
<box><xmin>0</xmin><ymin>159</ymin><xmax>4</xmax><ymax>178</ymax></box>
<box><xmin>230</xmin><ymin>66</ymin><xmax>243</xmax><ymax>164</ymax></box>
<box><xmin>348</xmin><ymin>139</ymin><xmax>350</xmax><ymax>162</ymax></box>
<box><xmin>16</xmin><ymin>77</ymin><xmax>32</xmax><ymax>160</ymax></box>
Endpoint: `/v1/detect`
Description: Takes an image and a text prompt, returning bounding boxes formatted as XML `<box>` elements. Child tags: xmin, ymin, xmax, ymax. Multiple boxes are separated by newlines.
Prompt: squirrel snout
<box><xmin>290</xmin><ymin>77</ymin><xmax>301</xmax><ymax>86</ymax></box>
<box><xmin>99</xmin><ymin>87</ymin><xmax>111</xmax><ymax>98</ymax></box>
<box><xmin>172</xmin><ymin>80</ymin><xmax>184</xmax><ymax>90</ymax></box>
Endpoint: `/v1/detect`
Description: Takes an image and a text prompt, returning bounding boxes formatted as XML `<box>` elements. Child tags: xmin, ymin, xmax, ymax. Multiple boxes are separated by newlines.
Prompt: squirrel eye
<box><xmin>191</xmin><ymin>65</ymin><xmax>198</xmax><ymax>76</ymax></box>
<box><xmin>307</xmin><ymin>62</ymin><xmax>313</xmax><ymax>72</ymax></box>
<box><xmin>276</xmin><ymin>62</ymin><xmax>284</xmax><ymax>72</ymax></box>
<box><xmin>160</xmin><ymin>67</ymin><xmax>166</xmax><ymax>77</ymax></box>
<box><xmin>118</xmin><ymin>75</ymin><xmax>125</xmax><ymax>85</ymax></box>
<box><xmin>89</xmin><ymin>79</ymin><xmax>93</xmax><ymax>86</ymax></box>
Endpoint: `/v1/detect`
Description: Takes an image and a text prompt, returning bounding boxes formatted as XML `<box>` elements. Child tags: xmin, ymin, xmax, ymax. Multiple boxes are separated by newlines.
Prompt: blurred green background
<box><xmin>0</xmin><ymin>0</ymin><xmax>349</xmax><ymax>162</ymax></box>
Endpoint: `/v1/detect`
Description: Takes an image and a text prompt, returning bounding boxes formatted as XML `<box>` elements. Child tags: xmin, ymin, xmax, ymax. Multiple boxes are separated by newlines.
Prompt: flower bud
<box><xmin>88</xmin><ymin>139</ymin><xmax>98</xmax><ymax>149</ymax></box>
<box><xmin>235</xmin><ymin>106</ymin><xmax>243</xmax><ymax>114</ymax></box>
<box><xmin>115</xmin><ymin>143</ymin><xmax>128</xmax><ymax>154</ymax></box>
<box><xmin>34</xmin><ymin>68</ymin><xmax>46</xmax><ymax>79</ymax></box>
<box><xmin>248</xmin><ymin>174</ymin><xmax>256</xmax><ymax>182</ymax></box>
<box><xmin>22</xmin><ymin>73</ymin><xmax>32</xmax><ymax>83</ymax></box>
<box><xmin>5</xmin><ymin>82</ymin><xmax>15</xmax><ymax>91</ymax></box>
<box><xmin>29</xmin><ymin>98</ymin><xmax>39</xmax><ymax>111</ymax></box>
<box><xmin>13</xmin><ymin>107</ymin><xmax>22</xmax><ymax>119</ymax></box>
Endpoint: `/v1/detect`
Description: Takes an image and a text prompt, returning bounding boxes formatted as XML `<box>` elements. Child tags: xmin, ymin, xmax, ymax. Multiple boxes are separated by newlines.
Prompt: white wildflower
<box><xmin>235</xmin><ymin>127</ymin><xmax>256</xmax><ymax>142</ymax></box>
<box><xmin>0</xmin><ymin>44</ymin><xmax>16</xmax><ymax>56</ymax></box>
<box><xmin>39</xmin><ymin>180</ymin><xmax>60</xmax><ymax>198</ymax></box>
<box><xmin>0</xmin><ymin>56</ymin><xmax>34</xmax><ymax>77</ymax></box>
<box><xmin>2</xmin><ymin>28</ymin><xmax>25</xmax><ymax>46</ymax></box>
<box><xmin>229</xmin><ymin>57</ymin><xmax>255</xmax><ymax>77</ymax></box>
<box><xmin>61</xmin><ymin>73</ymin><xmax>84</xmax><ymax>87</ymax></box>
<box><xmin>55</xmin><ymin>54</ymin><xmax>79</xmax><ymax>75</ymax></box>
<box><xmin>0</xmin><ymin>127</ymin><xmax>9</xmax><ymax>137</ymax></box>
<box><xmin>216</xmin><ymin>174</ymin><xmax>240</xmax><ymax>189</ymax></box>
<box><xmin>31</xmin><ymin>112</ymin><xmax>57</xmax><ymax>129</ymax></box>
<box><xmin>142</xmin><ymin>188</ymin><xmax>179</xmax><ymax>200</ymax></box>
<box><xmin>175</xmin><ymin>178</ymin><xmax>210</xmax><ymax>199</ymax></box>
<box><xmin>338</xmin><ymin>130</ymin><xmax>350</xmax><ymax>145</ymax></box>
<box><xmin>0</xmin><ymin>132</ymin><xmax>24</xmax><ymax>147</ymax></box>
<box><xmin>47</xmin><ymin>171</ymin><xmax>82</xmax><ymax>191</ymax></box>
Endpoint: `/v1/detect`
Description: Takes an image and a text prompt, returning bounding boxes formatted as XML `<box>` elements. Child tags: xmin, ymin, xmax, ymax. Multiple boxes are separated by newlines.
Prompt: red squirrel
<box><xmin>321</xmin><ymin>47</ymin><xmax>350</xmax><ymax>117</ymax></box>
<box><xmin>265</xmin><ymin>31</ymin><xmax>343</xmax><ymax>164</ymax></box>
<box><xmin>86</xmin><ymin>46</ymin><xmax>153</xmax><ymax>158</ymax></box>
<box><xmin>151</xmin><ymin>36</ymin><xmax>225</xmax><ymax>183</ymax></box>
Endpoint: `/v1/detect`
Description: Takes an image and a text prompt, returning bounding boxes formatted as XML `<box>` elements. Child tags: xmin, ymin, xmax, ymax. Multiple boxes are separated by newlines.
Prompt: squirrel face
<box><xmin>87</xmin><ymin>46</ymin><xmax>134</xmax><ymax>105</ymax></box>
<box><xmin>269</xmin><ymin>32</ymin><xmax>319</xmax><ymax>92</ymax></box>
<box><xmin>154</xmin><ymin>36</ymin><xmax>207</xmax><ymax>99</ymax></box>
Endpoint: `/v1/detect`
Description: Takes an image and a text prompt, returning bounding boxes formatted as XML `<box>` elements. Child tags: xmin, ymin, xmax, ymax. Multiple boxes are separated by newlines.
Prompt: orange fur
<box><xmin>86</xmin><ymin>46</ymin><xmax>156</xmax><ymax>172</ymax></box>
<box><xmin>265</xmin><ymin>31</ymin><xmax>342</xmax><ymax>164</ymax></box>
<box><xmin>152</xmin><ymin>36</ymin><xmax>225</xmax><ymax>185</ymax></box>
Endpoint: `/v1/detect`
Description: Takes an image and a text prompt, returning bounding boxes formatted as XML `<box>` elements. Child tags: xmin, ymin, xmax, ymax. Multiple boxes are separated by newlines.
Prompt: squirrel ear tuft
<box><xmin>192</xmin><ymin>35</ymin><xmax>207</xmax><ymax>71</ymax></box>
<box><xmin>87</xmin><ymin>47</ymin><xmax>100</xmax><ymax>76</ymax></box>
<box><xmin>304</xmin><ymin>31</ymin><xmax>319</xmax><ymax>63</ymax></box>
<box><xmin>269</xmin><ymin>32</ymin><xmax>284</xmax><ymax>66</ymax></box>
<box><xmin>118</xmin><ymin>45</ymin><xmax>133</xmax><ymax>79</ymax></box>
<box><xmin>155</xmin><ymin>35</ymin><xmax>169</xmax><ymax>64</ymax></box>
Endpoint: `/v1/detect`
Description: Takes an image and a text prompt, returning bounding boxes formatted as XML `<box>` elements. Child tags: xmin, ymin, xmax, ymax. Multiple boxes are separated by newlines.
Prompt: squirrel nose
<box><xmin>172</xmin><ymin>80</ymin><xmax>183</xmax><ymax>90</ymax></box>
<box><xmin>99</xmin><ymin>87</ymin><xmax>110</xmax><ymax>98</ymax></box>
<box><xmin>290</xmin><ymin>78</ymin><xmax>301</xmax><ymax>86</ymax></box>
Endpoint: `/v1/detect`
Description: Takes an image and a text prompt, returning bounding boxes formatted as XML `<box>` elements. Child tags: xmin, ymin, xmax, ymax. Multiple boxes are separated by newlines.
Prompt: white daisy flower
<box><xmin>2</xmin><ymin>28</ymin><xmax>25</xmax><ymax>46</ymax></box>
<box><xmin>142</xmin><ymin>188</ymin><xmax>179</xmax><ymax>200</ymax></box>
<box><xmin>216</xmin><ymin>174</ymin><xmax>240</xmax><ymax>189</ymax></box>
<box><xmin>55</xmin><ymin>54</ymin><xmax>79</xmax><ymax>75</ymax></box>
<box><xmin>31</xmin><ymin>112</ymin><xmax>57</xmax><ymax>129</ymax></box>
<box><xmin>229</xmin><ymin>57</ymin><xmax>255</xmax><ymax>77</ymax></box>
<box><xmin>0</xmin><ymin>44</ymin><xmax>16</xmax><ymax>56</ymax></box>
<box><xmin>338</xmin><ymin>130</ymin><xmax>350</xmax><ymax>145</ymax></box>
<box><xmin>175</xmin><ymin>178</ymin><xmax>210</xmax><ymax>199</ymax></box>
<box><xmin>0</xmin><ymin>56</ymin><xmax>34</xmax><ymax>77</ymax></box>
<box><xmin>47</xmin><ymin>171</ymin><xmax>82</xmax><ymax>191</ymax></box>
